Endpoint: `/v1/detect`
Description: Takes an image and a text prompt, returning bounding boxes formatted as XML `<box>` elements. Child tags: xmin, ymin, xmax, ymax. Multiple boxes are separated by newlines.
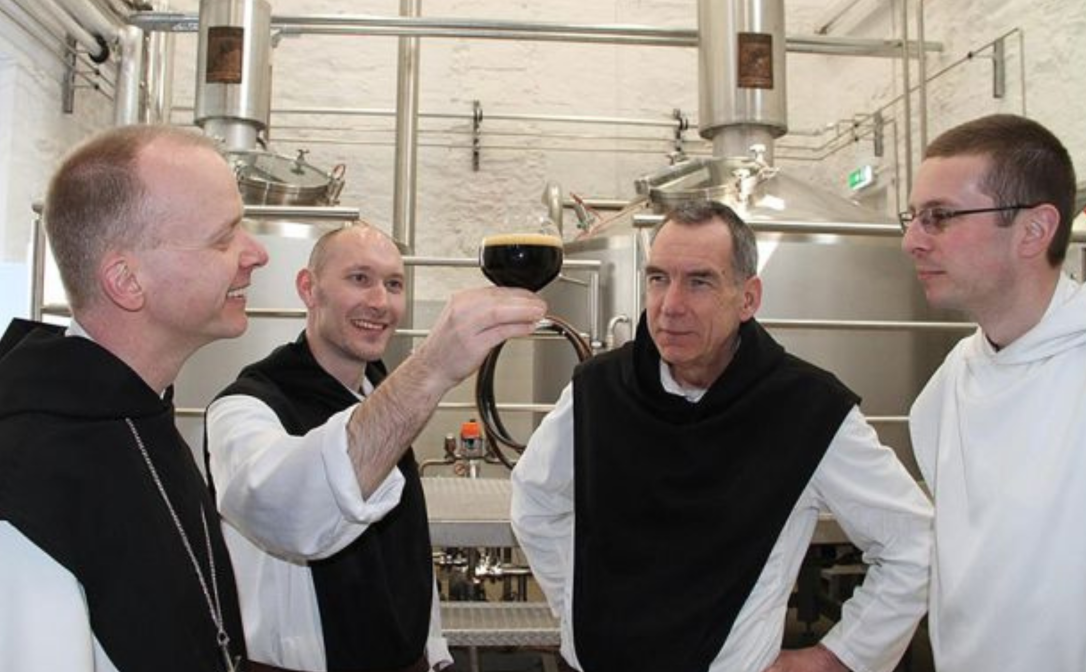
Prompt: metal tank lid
<box><xmin>226</xmin><ymin>149</ymin><xmax>346</xmax><ymax>207</ymax></box>
<box><xmin>641</xmin><ymin>154</ymin><xmax>895</xmax><ymax>228</ymax></box>
<box><xmin>568</xmin><ymin>154</ymin><xmax>897</xmax><ymax>249</ymax></box>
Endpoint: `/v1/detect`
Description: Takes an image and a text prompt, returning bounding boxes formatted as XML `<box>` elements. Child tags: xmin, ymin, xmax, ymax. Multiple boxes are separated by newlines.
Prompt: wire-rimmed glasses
<box><xmin>897</xmin><ymin>203</ymin><xmax>1040</xmax><ymax>235</ymax></box>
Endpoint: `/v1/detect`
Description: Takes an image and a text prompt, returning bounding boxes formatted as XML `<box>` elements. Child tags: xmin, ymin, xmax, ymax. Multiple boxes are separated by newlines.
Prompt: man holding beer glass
<box><xmin>205</xmin><ymin>223</ymin><xmax>545</xmax><ymax>672</ymax></box>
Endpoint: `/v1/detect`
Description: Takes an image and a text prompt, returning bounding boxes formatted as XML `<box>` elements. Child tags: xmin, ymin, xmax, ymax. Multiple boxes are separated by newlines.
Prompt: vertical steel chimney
<box><xmin>194</xmin><ymin>0</ymin><xmax>272</xmax><ymax>152</ymax></box>
<box><xmin>698</xmin><ymin>0</ymin><xmax>787</xmax><ymax>163</ymax></box>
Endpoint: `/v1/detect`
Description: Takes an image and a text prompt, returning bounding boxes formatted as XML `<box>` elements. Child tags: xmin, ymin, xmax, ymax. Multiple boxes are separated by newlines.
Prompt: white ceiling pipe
<box><xmin>114</xmin><ymin>24</ymin><xmax>144</xmax><ymax>125</ymax></box>
<box><xmin>90</xmin><ymin>0</ymin><xmax>133</xmax><ymax>22</ymax></box>
<box><xmin>56</xmin><ymin>0</ymin><xmax>121</xmax><ymax>41</ymax></box>
<box><xmin>32</xmin><ymin>0</ymin><xmax>107</xmax><ymax>61</ymax></box>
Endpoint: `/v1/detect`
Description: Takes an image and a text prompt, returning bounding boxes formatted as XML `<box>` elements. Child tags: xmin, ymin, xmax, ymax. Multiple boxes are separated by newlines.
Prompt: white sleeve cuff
<box><xmin>320</xmin><ymin>405</ymin><xmax>406</xmax><ymax>522</ymax></box>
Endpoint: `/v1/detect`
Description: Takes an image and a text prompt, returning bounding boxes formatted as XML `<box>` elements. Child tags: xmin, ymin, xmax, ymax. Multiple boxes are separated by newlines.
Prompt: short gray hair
<box><xmin>659</xmin><ymin>200</ymin><xmax>758</xmax><ymax>281</ymax></box>
<box><xmin>43</xmin><ymin>125</ymin><xmax>223</xmax><ymax>310</ymax></box>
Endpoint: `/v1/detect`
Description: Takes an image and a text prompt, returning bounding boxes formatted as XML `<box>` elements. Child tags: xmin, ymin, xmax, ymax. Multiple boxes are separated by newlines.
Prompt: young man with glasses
<box><xmin>902</xmin><ymin>113</ymin><xmax>1085</xmax><ymax>672</ymax></box>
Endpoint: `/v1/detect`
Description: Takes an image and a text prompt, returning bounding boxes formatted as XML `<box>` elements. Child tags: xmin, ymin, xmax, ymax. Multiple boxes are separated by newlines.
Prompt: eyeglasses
<box><xmin>898</xmin><ymin>204</ymin><xmax>1040</xmax><ymax>235</ymax></box>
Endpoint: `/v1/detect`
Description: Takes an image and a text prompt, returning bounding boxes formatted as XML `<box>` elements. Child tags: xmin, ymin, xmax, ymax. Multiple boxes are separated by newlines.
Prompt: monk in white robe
<box><xmin>902</xmin><ymin>113</ymin><xmax>1086</xmax><ymax>672</ymax></box>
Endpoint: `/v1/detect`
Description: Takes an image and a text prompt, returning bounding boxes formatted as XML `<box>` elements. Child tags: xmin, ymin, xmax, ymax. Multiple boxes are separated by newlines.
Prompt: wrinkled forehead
<box><xmin>650</xmin><ymin>219</ymin><xmax>733</xmax><ymax>268</ymax></box>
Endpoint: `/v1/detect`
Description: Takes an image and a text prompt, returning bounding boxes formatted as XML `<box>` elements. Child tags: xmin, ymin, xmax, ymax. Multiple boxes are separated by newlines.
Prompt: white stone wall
<box><xmin>0</xmin><ymin>5</ymin><xmax>114</xmax><ymax>324</ymax></box>
<box><xmin>785</xmin><ymin>0</ymin><xmax>1086</xmax><ymax>215</ymax></box>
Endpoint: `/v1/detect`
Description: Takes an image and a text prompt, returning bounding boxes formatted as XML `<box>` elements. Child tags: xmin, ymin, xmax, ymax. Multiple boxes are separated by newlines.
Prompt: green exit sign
<box><xmin>848</xmin><ymin>165</ymin><xmax>875</xmax><ymax>191</ymax></box>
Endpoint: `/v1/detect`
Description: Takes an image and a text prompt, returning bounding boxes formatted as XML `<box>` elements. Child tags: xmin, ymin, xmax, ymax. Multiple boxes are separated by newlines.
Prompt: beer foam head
<box><xmin>481</xmin><ymin>232</ymin><xmax>563</xmax><ymax>248</ymax></box>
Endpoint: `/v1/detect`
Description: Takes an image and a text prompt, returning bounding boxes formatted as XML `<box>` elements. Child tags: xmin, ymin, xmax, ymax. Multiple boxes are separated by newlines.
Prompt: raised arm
<box><xmin>348</xmin><ymin>285</ymin><xmax>545</xmax><ymax>497</ymax></box>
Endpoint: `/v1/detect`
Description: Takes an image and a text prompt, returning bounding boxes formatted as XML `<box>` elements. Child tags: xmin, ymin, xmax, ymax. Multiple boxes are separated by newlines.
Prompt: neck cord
<box><xmin>125</xmin><ymin>418</ymin><xmax>237</xmax><ymax>672</ymax></box>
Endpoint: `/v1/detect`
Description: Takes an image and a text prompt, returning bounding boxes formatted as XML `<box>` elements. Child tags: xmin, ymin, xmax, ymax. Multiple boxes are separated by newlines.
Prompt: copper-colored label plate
<box><xmin>206</xmin><ymin>26</ymin><xmax>245</xmax><ymax>84</ymax></box>
<box><xmin>737</xmin><ymin>32</ymin><xmax>773</xmax><ymax>90</ymax></box>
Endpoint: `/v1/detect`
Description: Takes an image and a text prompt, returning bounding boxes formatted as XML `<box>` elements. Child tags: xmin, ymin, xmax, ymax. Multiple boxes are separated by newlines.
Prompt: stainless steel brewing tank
<box><xmin>534</xmin><ymin>201</ymin><xmax>963</xmax><ymax>480</ymax></box>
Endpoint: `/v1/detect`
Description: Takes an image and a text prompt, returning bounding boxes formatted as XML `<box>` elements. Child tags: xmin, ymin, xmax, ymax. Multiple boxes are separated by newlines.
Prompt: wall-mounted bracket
<box><xmin>871</xmin><ymin>111</ymin><xmax>885</xmax><ymax>158</ymax></box>
<box><xmin>61</xmin><ymin>35</ymin><xmax>78</xmax><ymax>114</ymax></box>
<box><xmin>991</xmin><ymin>36</ymin><xmax>1005</xmax><ymax>99</ymax></box>
<box><xmin>472</xmin><ymin>99</ymin><xmax>483</xmax><ymax>171</ymax></box>
<box><xmin>670</xmin><ymin>108</ymin><xmax>689</xmax><ymax>162</ymax></box>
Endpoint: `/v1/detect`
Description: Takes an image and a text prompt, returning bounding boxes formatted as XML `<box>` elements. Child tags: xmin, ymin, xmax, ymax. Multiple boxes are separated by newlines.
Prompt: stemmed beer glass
<box><xmin>478</xmin><ymin>232</ymin><xmax>564</xmax><ymax>293</ymax></box>
<box><xmin>476</xmin><ymin>231</ymin><xmax>577</xmax><ymax>467</ymax></box>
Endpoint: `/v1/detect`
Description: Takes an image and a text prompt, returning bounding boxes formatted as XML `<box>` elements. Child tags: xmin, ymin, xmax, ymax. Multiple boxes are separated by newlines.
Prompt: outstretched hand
<box><xmin>413</xmin><ymin>286</ymin><xmax>547</xmax><ymax>390</ymax></box>
<box><xmin>763</xmin><ymin>645</ymin><xmax>849</xmax><ymax>672</ymax></box>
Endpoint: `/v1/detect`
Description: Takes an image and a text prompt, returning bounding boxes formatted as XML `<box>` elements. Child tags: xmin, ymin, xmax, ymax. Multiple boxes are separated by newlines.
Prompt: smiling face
<box><xmin>298</xmin><ymin>225</ymin><xmax>406</xmax><ymax>386</ymax></box>
<box><xmin>902</xmin><ymin>154</ymin><xmax>1021</xmax><ymax>322</ymax></box>
<box><xmin>645</xmin><ymin>219</ymin><xmax>761</xmax><ymax>389</ymax></box>
<box><xmin>130</xmin><ymin>138</ymin><xmax>269</xmax><ymax>351</ymax></box>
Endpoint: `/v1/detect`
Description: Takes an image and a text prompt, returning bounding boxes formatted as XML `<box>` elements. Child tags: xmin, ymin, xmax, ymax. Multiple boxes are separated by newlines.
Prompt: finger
<box><xmin>482</xmin><ymin>286</ymin><xmax>539</xmax><ymax>300</ymax></box>
<box><xmin>468</xmin><ymin>299</ymin><xmax>546</xmax><ymax>329</ymax></box>
<box><xmin>476</xmin><ymin>320</ymin><xmax>540</xmax><ymax>347</ymax></box>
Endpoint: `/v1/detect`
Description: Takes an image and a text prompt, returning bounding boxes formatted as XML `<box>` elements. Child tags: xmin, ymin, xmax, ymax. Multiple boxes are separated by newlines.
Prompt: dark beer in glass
<box><xmin>479</xmin><ymin>233</ymin><xmax>563</xmax><ymax>292</ymax></box>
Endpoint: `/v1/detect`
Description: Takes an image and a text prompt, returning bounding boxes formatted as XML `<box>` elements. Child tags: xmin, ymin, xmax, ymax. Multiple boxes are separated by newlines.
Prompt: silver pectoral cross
<box><xmin>221</xmin><ymin>644</ymin><xmax>241</xmax><ymax>672</ymax></box>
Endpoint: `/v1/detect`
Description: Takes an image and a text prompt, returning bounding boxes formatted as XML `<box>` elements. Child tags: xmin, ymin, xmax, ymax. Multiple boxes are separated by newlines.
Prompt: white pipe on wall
<box><xmin>55</xmin><ymin>0</ymin><xmax>120</xmax><ymax>41</ymax></box>
<box><xmin>91</xmin><ymin>0</ymin><xmax>132</xmax><ymax>22</ymax></box>
<box><xmin>145</xmin><ymin>29</ymin><xmax>176</xmax><ymax>124</ymax></box>
<box><xmin>114</xmin><ymin>24</ymin><xmax>144</xmax><ymax>125</ymax></box>
<box><xmin>29</xmin><ymin>0</ymin><xmax>104</xmax><ymax>60</ymax></box>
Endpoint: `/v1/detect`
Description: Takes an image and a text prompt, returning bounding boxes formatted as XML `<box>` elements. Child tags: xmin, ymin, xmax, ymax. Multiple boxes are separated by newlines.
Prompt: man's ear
<box><xmin>296</xmin><ymin>267</ymin><xmax>316</xmax><ymax>308</ymax></box>
<box><xmin>740</xmin><ymin>275</ymin><xmax>762</xmax><ymax>322</ymax></box>
<box><xmin>1018</xmin><ymin>203</ymin><xmax>1059</xmax><ymax>261</ymax></box>
<box><xmin>100</xmin><ymin>253</ymin><xmax>144</xmax><ymax>312</ymax></box>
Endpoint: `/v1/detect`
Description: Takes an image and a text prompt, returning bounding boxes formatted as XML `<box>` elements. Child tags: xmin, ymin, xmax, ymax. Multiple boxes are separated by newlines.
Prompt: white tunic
<box><xmin>909</xmin><ymin>274</ymin><xmax>1086</xmax><ymax>672</ymax></box>
<box><xmin>206</xmin><ymin>378</ymin><xmax>452</xmax><ymax>672</ymax></box>
<box><xmin>511</xmin><ymin>362</ymin><xmax>933</xmax><ymax>672</ymax></box>
<box><xmin>0</xmin><ymin>521</ymin><xmax>120</xmax><ymax>672</ymax></box>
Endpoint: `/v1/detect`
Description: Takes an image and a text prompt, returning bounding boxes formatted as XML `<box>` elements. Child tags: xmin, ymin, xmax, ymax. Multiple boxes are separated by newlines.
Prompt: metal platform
<box><xmin>424</xmin><ymin>477</ymin><xmax>520</xmax><ymax>547</ymax></box>
<box><xmin>441</xmin><ymin>602</ymin><xmax>561</xmax><ymax>648</ymax></box>
<box><xmin>423</xmin><ymin>477</ymin><xmax>849</xmax><ymax>548</ymax></box>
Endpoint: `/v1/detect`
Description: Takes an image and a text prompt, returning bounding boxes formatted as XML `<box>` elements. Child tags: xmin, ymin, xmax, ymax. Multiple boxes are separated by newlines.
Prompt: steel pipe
<box><xmin>144</xmin><ymin>28</ymin><xmax>176</xmax><ymax>123</ymax></box>
<box><xmin>562</xmin><ymin>198</ymin><xmax>629</xmax><ymax>211</ymax></box>
<box><xmin>633</xmin><ymin>213</ymin><xmax>904</xmax><ymax>237</ymax></box>
<box><xmin>130</xmin><ymin>11</ymin><xmax>942</xmax><ymax>57</ymax></box>
<box><xmin>916</xmin><ymin>0</ymin><xmax>928</xmax><ymax>151</ymax></box>
<box><xmin>392</xmin><ymin>0</ymin><xmax>421</xmax><ymax>260</ymax></box>
<box><xmin>113</xmin><ymin>24</ymin><xmax>143</xmax><ymax>124</ymax></box>
<box><xmin>30</xmin><ymin>0</ymin><xmax>106</xmax><ymax>61</ymax></box>
<box><xmin>899</xmin><ymin>0</ymin><xmax>914</xmax><ymax>197</ymax></box>
<box><xmin>31</xmin><ymin>215</ymin><xmax>48</xmax><ymax>322</ymax></box>
<box><xmin>56</xmin><ymin>0</ymin><xmax>120</xmax><ymax>40</ymax></box>
<box><xmin>0</xmin><ymin>3</ymin><xmax>82</xmax><ymax>73</ymax></box>
<box><xmin>243</xmin><ymin>205</ymin><xmax>361</xmax><ymax>219</ymax></box>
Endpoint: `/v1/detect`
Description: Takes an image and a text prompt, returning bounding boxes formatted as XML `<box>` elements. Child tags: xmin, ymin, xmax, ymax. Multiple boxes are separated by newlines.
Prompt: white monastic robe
<box><xmin>910</xmin><ymin>274</ymin><xmax>1086</xmax><ymax>672</ymax></box>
